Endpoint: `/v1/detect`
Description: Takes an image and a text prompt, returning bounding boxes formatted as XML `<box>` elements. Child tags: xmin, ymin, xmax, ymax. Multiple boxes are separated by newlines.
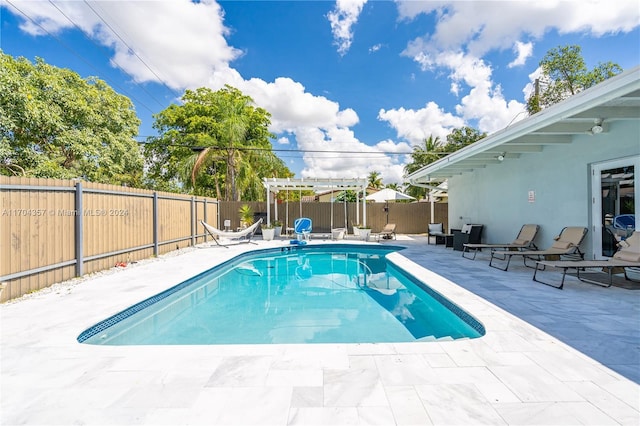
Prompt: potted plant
<box><xmin>238</xmin><ymin>204</ymin><xmax>253</xmax><ymax>229</ymax></box>
<box><xmin>273</xmin><ymin>220</ymin><xmax>283</xmax><ymax>237</ymax></box>
<box><xmin>262</xmin><ymin>222</ymin><xmax>275</xmax><ymax>241</ymax></box>
<box><xmin>358</xmin><ymin>225</ymin><xmax>371</xmax><ymax>241</ymax></box>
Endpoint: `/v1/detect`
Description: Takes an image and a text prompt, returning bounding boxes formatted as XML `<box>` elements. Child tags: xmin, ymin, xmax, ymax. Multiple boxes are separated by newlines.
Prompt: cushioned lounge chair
<box><xmin>462</xmin><ymin>224</ymin><xmax>539</xmax><ymax>260</ymax></box>
<box><xmin>489</xmin><ymin>226</ymin><xmax>588</xmax><ymax>271</ymax></box>
<box><xmin>427</xmin><ymin>223</ymin><xmax>446</xmax><ymax>245</ymax></box>
<box><xmin>201</xmin><ymin>218</ymin><xmax>263</xmax><ymax>247</ymax></box>
<box><xmin>533</xmin><ymin>231</ymin><xmax>640</xmax><ymax>289</ymax></box>
<box><xmin>378</xmin><ymin>223</ymin><xmax>397</xmax><ymax>240</ymax></box>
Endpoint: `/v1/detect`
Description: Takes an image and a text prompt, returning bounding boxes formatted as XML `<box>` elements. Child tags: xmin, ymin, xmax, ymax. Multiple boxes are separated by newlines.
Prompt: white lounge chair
<box><xmin>201</xmin><ymin>218</ymin><xmax>263</xmax><ymax>247</ymax></box>
<box><xmin>533</xmin><ymin>231</ymin><xmax>640</xmax><ymax>289</ymax></box>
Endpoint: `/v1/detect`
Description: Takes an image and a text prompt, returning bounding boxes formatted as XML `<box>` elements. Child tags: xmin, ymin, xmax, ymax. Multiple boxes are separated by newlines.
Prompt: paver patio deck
<box><xmin>2</xmin><ymin>235</ymin><xmax>639</xmax><ymax>425</ymax></box>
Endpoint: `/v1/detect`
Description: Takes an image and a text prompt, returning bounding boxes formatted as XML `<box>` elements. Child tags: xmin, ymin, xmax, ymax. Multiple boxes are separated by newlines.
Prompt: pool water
<box><xmin>78</xmin><ymin>245</ymin><xmax>484</xmax><ymax>345</ymax></box>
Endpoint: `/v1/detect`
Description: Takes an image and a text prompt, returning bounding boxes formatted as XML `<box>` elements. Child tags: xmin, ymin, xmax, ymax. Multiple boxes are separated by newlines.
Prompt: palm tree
<box><xmin>368</xmin><ymin>171</ymin><xmax>383</xmax><ymax>189</ymax></box>
<box><xmin>403</xmin><ymin>135</ymin><xmax>444</xmax><ymax>200</ymax></box>
<box><xmin>385</xmin><ymin>183</ymin><xmax>399</xmax><ymax>190</ymax></box>
<box><xmin>403</xmin><ymin>135</ymin><xmax>442</xmax><ymax>176</ymax></box>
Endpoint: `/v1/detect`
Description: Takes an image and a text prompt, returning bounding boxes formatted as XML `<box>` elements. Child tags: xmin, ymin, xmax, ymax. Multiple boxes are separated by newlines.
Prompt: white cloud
<box><xmin>293</xmin><ymin>127</ymin><xmax>411</xmax><ymax>184</ymax></box>
<box><xmin>327</xmin><ymin>0</ymin><xmax>368</xmax><ymax>56</ymax></box>
<box><xmin>10</xmin><ymin>0</ymin><xmax>241</xmax><ymax>90</ymax></box>
<box><xmin>238</xmin><ymin>77</ymin><xmax>359</xmax><ymax>133</ymax></box>
<box><xmin>378</xmin><ymin>102</ymin><xmax>465</xmax><ymax>145</ymax></box>
<box><xmin>508</xmin><ymin>41</ymin><xmax>533</xmax><ymax>68</ymax></box>
<box><xmin>11</xmin><ymin>0</ymin><xmax>240</xmax><ymax>90</ymax></box>
<box><xmin>277</xmin><ymin>137</ymin><xmax>290</xmax><ymax>145</ymax></box>
<box><xmin>395</xmin><ymin>1</ymin><xmax>639</xmax><ymax>136</ymax></box>
<box><xmin>398</xmin><ymin>0</ymin><xmax>639</xmax><ymax>58</ymax></box>
<box><xmin>369</xmin><ymin>43</ymin><xmax>383</xmax><ymax>53</ymax></box>
<box><xmin>434</xmin><ymin>51</ymin><xmax>527</xmax><ymax>133</ymax></box>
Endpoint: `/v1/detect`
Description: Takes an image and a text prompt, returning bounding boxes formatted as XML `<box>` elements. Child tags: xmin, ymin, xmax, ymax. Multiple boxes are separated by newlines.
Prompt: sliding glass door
<box><xmin>591</xmin><ymin>156</ymin><xmax>639</xmax><ymax>259</ymax></box>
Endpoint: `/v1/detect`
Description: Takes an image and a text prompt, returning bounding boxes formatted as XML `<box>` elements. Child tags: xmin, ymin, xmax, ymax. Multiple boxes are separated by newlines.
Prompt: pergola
<box><xmin>262</xmin><ymin>177</ymin><xmax>368</xmax><ymax>230</ymax></box>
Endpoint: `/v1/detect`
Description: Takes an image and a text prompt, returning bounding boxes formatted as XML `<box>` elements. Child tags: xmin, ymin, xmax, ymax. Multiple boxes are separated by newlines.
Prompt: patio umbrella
<box><xmin>366</xmin><ymin>188</ymin><xmax>415</xmax><ymax>203</ymax></box>
<box><xmin>365</xmin><ymin>188</ymin><xmax>415</xmax><ymax>223</ymax></box>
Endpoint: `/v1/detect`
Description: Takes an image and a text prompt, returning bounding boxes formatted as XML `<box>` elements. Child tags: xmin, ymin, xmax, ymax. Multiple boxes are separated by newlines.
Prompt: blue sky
<box><xmin>2</xmin><ymin>0</ymin><xmax>639</xmax><ymax>184</ymax></box>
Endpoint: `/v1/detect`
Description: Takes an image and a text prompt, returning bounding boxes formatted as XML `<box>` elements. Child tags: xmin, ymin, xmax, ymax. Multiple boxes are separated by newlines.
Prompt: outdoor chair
<box><xmin>489</xmin><ymin>226</ymin><xmax>588</xmax><ymax>271</ymax></box>
<box><xmin>427</xmin><ymin>223</ymin><xmax>446</xmax><ymax>245</ymax></box>
<box><xmin>378</xmin><ymin>223</ymin><xmax>397</xmax><ymax>240</ymax></box>
<box><xmin>294</xmin><ymin>217</ymin><xmax>312</xmax><ymax>241</ymax></box>
<box><xmin>201</xmin><ymin>218</ymin><xmax>263</xmax><ymax>248</ymax></box>
<box><xmin>462</xmin><ymin>224</ymin><xmax>539</xmax><ymax>260</ymax></box>
<box><xmin>533</xmin><ymin>231</ymin><xmax>640</xmax><ymax>289</ymax></box>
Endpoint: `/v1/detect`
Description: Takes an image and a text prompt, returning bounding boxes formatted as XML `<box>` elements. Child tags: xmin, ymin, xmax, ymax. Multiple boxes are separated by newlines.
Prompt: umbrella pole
<box><xmin>386</xmin><ymin>201</ymin><xmax>389</xmax><ymax>224</ymax></box>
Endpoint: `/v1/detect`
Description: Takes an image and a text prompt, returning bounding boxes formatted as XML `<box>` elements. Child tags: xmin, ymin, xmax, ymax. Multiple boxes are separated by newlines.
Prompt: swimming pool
<box><xmin>78</xmin><ymin>244</ymin><xmax>485</xmax><ymax>345</ymax></box>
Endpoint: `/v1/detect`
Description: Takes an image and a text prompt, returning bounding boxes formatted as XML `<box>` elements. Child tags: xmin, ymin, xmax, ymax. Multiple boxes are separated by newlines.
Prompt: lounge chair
<box><xmin>489</xmin><ymin>226</ymin><xmax>588</xmax><ymax>271</ymax></box>
<box><xmin>462</xmin><ymin>224</ymin><xmax>539</xmax><ymax>260</ymax></box>
<box><xmin>200</xmin><ymin>218</ymin><xmax>263</xmax><ymax>247</ymax></box>
<box><xmin>533</xmin><ymin>231</ymin><xmax>640</xmax><ymax>289</ymax></box>
<box><xmin>427</xmin><ymin>223</ymin><xmax>446</xmax><ymax>245</ymax></box>
<box><xmin>613</xmin><ymin>214</ymin><xmax>635</xmax><ymax>231</ymax></box>
<box><xmin>294</xmin><ymin>217</ymin><xmax>312</xmax><ymax>240</ymax></box>
<box><xmin>378</xmin><ymin>223</ymin><xmax>397</xmax><ymax>240</ymax></box>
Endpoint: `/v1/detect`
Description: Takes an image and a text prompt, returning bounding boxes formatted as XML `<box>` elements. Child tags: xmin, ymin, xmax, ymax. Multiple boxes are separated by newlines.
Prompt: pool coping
<box><xmin>2</xmin><ymin>236</ymin><xmax>639</xmax><ymax>425</ymax></box>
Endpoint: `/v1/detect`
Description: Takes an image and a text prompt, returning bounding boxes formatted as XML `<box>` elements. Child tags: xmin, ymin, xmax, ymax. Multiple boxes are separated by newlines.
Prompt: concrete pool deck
<box><xmin>1</xmin><ymin>235</ymin><xmax>639</xmax><ymax>425</ymax></box>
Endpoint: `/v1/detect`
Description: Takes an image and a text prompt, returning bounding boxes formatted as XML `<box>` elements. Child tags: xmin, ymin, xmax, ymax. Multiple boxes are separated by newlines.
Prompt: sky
<box><xmin>2</xmin><ymin>0</ymin><xmax>639</xmax><ymax>185</ymax></box>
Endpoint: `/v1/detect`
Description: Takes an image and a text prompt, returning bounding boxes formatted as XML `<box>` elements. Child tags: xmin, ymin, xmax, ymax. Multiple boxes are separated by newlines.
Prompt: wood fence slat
<box><xmin>1</xmin><ymin>177</ymin><xmax>444</xmax><ymax>302</ymax></box>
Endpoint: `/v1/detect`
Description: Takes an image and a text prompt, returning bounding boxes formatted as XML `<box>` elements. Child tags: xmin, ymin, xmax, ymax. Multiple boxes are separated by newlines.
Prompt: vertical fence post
<box><xmin>191</xmin><ymin>196</ymin><xmax>196</xmax><ymax>246</ymax></box>
<box><xmin>153</xmin><ymin>192</ymin><xmax>159</xmax><ymax>256</ymax></box>
<box><xmin>75</xmin><ymin>181</ymin><xmax>83</xmax><ymax>277</ymax></box>
<box><xmin>203</xmin><ymin>199</ymin><xmax>208</xmax><ymax>242</ymax></box>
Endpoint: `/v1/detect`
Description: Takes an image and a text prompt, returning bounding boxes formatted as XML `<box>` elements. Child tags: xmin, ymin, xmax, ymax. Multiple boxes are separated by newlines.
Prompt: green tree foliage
<box><xmin>0</xmin><ymin>52</ymin><xmax>143</xmax><ymax>185</ymax></box>
<box><xmin>526</xmin><ymin>45</ymin><xmax>623</xmax><ymax>114</ymax></box>
<box><xmin>403</xmin><ymin>135</ymin><xmax>443</xmax><ymax>177</ymax></box>
<box><xmin>143</xmin><ymin>85</ymin><xmax>291</xmax><ymax>200</ymax></box>
<box><xmin>367</xmin><ymin>171</ymin><xmax>383</xmax><ymax>189</ymax></box>
<box><xmin>403</xmin><ymin>128</ymin><xmax>485</xmax><ymax>199</ymax></box>
<box><xmin>442</xmin><ymin>126</ymin><xmax>486</xmax><ymax>151</ymax></box>
<box><xmin>403</xmin><ymin>135</ymin><xmax>443</xmax><ymax>200</ymax></box>
<box><xmin>335</xmin><ymin>190</ymin><xmax>358</xmax><ymax>203</ymax></box>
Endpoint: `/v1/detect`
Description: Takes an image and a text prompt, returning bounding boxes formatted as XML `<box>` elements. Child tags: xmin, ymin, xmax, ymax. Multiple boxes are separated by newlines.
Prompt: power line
<box><xmin>4</xmin><ymin>0</ymin><xmax>158</xmax><ymax>115</ymax></box>
<box><xmin>139</xmin><ymin>142</ymin><xmax>453</xmax><ymax>156</ymax></box>
<box><xmin>83</xmin><ymin>0</ymin><xmax>182</xmax><ymax>99</ymax></box>
<box><xmin>47</xmin><ymin>0</ymin><xmax>169</xmax><ymax>110</ymax></box>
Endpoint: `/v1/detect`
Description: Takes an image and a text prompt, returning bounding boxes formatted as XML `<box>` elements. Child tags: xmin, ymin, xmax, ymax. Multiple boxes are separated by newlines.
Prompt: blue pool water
<box><xmin>78</xmin><ymin>245</ymin><xmax>484</xmax><ymax>345</ymax></box>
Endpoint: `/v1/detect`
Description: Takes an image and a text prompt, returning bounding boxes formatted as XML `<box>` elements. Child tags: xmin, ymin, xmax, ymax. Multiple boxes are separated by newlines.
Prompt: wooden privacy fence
<box><xmin>0</xmin><ymin>177</ymin><xmax>218</xmax><ymax>302</ymax></box>
<box><xmin>218</xmin><ymin>200</ymin><xmax>447</xmax><ymax>235</ymax></box>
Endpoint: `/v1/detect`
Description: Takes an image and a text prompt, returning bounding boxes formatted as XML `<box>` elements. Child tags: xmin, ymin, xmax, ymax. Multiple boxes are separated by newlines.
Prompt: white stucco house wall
<box><xmin>408</xmin><ymin>66</ymin><xmax>640</xmax><ymax>260</ymax></box>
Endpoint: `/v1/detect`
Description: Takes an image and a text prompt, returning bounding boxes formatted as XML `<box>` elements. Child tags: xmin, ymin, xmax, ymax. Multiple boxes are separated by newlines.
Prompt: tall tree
<box><xmin>403</xmin><ymin>135</ymin><xmax>443</xmax><ymax>200</ymax></box>
<box><xmin>403</xmin><ymin>129</ymin><xmax>485</xmax><ymax>199</ymax></box>
<box><xmin>403</xmin><ymin>135</ymin><xmax>443</xmax><ymax>177</ymax></box>
<box><xmin>0</xmin><ymin>52</ymin><xmax>143</xmax><ymax>185</ymax></box>
<box><xmin>367</xmin><ymin>171</ymin><xmax>383</xmax><ymax>189</ymax></box>
<box><xmin>442</xmin><ymin>126</ymin><xmax>486</xmax><ymax>152</ymax></box>
<box><xmin>144</xmin><ymin>86</ymin><xmax>290</xmax><ymax>200</ymax></box>
<box><xmin>526</xmin><ymin>45</ymin><xmax>622</xmax><ymax>114</ymax></box>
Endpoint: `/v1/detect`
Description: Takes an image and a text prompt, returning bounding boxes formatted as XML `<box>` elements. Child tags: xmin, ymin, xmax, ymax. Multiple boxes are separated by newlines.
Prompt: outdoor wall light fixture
<box><xmin>497</xmin><ymin>153</ymin><xmax>505</xmax><ymax>162</ymax></box>
<box><xmin>591</xmin><ymin>119</ymin><xmax>604</xmax><ymax>134</ymax></box>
